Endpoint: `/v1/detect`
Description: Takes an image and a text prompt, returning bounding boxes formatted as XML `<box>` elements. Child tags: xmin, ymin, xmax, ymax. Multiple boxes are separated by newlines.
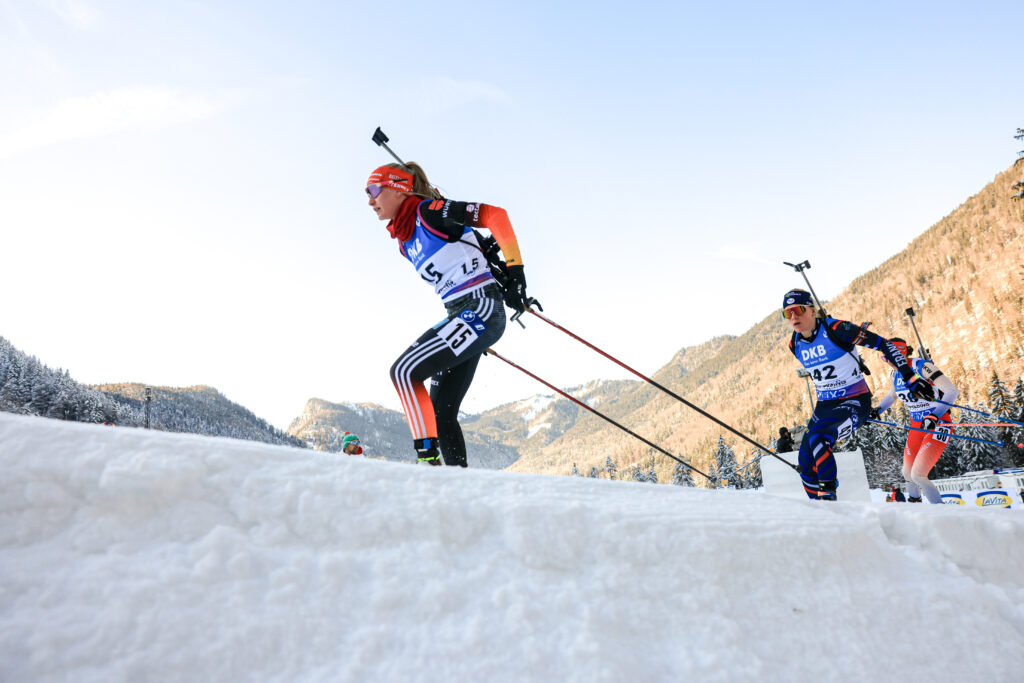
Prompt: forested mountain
<box><xmin>0</xmin><ymin>336</ymin><xmax>301</xmax><ymax>447</ymax></box>
<box><xmin>506</xmin><ymin>164</ymin><xmax>1024</xmax><ymax>484</ymax></box>
<box><xmin>97</xmin><ymin>383</ymin><xmax>304</xmax><ymax>447</ymax></box>
<box><xmin>1</xmin><ymin>337</ymin><xmax>126</xmax><ymax>423</ymax></box>
<box><xmin>287</xmin><ymin>398</ymin><xmax>519</xmax><ymax>469</ymax></box>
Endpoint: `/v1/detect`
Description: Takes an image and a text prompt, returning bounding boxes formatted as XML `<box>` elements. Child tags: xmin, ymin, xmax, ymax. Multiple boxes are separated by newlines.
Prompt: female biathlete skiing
<box><xmin>782</xmin><ymin>289</ymin><xmax>934</xmax><ymax>500</ymax></box>
<box><xmin>870</xmin><ymin>338</ymin><xmax>959</xmax><ymax>503</ymax></box>
<box><xmin>365</xmin><ymin>163</ymin><xmax>530</xmax><ymax>466</ymax></box>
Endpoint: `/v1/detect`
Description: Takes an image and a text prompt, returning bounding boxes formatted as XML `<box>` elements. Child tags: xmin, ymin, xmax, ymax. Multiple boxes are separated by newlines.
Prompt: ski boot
<box><xmin>414</xmin><ymin>438</ymin><xmax>442</xmax><ymax>466</ymax></box>
<box><xmin>907</xmin><ymin>496</ymin><xmax>923</xmax><ymax>503</ymax></box>
<box><xmin>818</xmin><ymin>480</ymin><xmax>838</xmax><ymax>501</ymax></box>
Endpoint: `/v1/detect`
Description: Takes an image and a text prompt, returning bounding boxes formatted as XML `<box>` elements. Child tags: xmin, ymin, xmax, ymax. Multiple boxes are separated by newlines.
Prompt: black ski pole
<box><xmin>904</xmin><ymin>307</ymin><xmax>931</xmax><ymax>361</ymax></box>
<box><xmin>484</xmin><ymin>348</ymin><xmax>715</xmax><ymax>482</ymax></box>
<box><xmin>523</xmin><ymin>309</ymin><xmax>799</xmax><ymax>472</ymax></box>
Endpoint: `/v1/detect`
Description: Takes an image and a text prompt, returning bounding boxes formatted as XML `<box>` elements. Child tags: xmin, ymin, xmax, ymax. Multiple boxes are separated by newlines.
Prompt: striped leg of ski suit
<box><xmin>902</xmin><ymin>415</ymin><xmax>953</xmax><ymax>503</ymax></box>
<box><xmin>797</xmin><ymin>394</ymin><xmax>871</xmax><ymax>500</ymax></box>
<box><xmin>389</xmin><ymin>284</ymin><xmax>506</xmax><ymax>466</ymax></box>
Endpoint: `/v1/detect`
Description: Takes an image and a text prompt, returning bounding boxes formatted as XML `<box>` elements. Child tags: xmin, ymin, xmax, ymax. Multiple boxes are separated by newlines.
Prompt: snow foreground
<box><xmin>2</xmin><ymin>413</ymin><xmax>1023</xmax><ymax>683</ymax></box>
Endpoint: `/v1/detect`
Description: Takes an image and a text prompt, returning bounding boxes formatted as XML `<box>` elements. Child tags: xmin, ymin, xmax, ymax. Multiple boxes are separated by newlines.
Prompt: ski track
<box><xmin>1</xmin><ymin>412</ymin><xmax>1023</xmax><ymax>682</ymax></box>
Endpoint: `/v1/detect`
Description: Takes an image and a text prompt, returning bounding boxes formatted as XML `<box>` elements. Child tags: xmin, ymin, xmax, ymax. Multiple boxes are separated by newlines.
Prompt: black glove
<box><xmin>920</xmin><ymin>415</ymin><xmax>938</xmax><ymax>433</ymax></box>
<box><xmin>906</xmin><ymin>374</ymin><xmax>935</xmax><ymax>402</ymax></box>
<box><xmin>868</xmin><ymin>407</ymin><xmax>881</xmax><ymax>421</ymax></box>
<box><xmin>502</xmin><ymin>264</ymin><xmax>529</xmax><ymax>313</ymax></box>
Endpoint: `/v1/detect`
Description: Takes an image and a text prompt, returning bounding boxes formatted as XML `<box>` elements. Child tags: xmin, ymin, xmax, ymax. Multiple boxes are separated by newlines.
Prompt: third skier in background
<box><xmin>870</xmin><ymin>338</ymin><xmax>958</xmax><ymax>503</ymax></box>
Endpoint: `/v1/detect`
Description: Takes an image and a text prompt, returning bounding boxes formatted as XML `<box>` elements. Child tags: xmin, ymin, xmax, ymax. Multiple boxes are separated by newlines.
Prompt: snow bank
<box><xmin>1</xmin><ymin>412</ymin><xmax>1023</xmax><ymax>682</ymax></box>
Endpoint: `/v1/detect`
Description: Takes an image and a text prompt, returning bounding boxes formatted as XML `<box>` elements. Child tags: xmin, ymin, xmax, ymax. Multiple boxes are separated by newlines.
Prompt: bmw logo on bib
<box><xmin>460</xmin><ymin>309</ymin><xmax>487</xmax><ymax>332</ymax></box>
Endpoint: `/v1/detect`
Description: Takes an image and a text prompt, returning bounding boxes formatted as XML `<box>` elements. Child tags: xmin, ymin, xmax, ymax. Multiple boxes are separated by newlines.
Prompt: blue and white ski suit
<box><xmin>789</xmin><ymin>318</ymin><xmax>916</xmax><ymax>500</ymax></box>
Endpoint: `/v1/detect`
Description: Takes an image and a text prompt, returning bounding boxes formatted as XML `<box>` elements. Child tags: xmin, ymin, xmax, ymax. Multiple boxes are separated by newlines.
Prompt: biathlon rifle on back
<box><xmin>904</xmin><ymin>307</ymin><xmax>932</xmax><ymax>361</ymax></box>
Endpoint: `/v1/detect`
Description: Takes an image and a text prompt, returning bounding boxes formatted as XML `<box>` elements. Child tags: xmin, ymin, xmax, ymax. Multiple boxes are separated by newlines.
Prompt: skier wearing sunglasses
<box><xmin>365</xmin><ymin>162</ymin><xmax>530</xmax><ymax>467</ymax></box>
<box><xmin>782</xmin><ymin>289</ymin><xmax>934</xmax><ymax>500</ymax></box>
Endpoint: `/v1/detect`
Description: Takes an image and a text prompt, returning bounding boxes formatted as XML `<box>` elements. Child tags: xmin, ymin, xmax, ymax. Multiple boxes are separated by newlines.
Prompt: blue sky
<box><xmin>1</xmin><ymin>0</ymin><xmax>1021</xmax><ymax>430</ymax></box>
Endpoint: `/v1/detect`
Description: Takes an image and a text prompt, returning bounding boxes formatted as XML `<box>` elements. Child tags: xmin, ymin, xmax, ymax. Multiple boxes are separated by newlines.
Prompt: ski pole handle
<box><xmin>509</xmin><ymin>297</ymin><xmax>543</xmax><ymax>327</ymax></box>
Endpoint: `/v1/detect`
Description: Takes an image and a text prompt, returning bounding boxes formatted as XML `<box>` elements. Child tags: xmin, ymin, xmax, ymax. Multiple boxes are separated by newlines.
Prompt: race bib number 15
<box><xmin>436</xmin><ymin>310</ymin><xmax>486</xmax><ymax>356</ymax></box>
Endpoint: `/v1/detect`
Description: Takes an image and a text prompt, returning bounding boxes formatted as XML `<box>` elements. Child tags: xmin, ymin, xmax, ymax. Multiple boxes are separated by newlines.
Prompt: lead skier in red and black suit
<box><xmin>365</xmin><ymin>162</ymin><xmax>530</xmax><ymax>467</ymax></box>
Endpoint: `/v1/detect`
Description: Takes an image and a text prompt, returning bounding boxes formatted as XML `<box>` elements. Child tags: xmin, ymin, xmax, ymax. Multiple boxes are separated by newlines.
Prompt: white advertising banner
<box><xmin>940</xmin><ymin>490</ymin><xmax>1018</xmax><ymax>508</ymax></box>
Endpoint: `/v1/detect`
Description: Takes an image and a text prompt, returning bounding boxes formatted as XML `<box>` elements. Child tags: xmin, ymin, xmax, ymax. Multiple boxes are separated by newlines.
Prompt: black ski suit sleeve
<box><xmin>826</xmin><ymin>319</ymin><xmax>917</xmax><ymax>382</ymax></box>
<box><xmin>415</xmin><ymin>199</ymin><xmax>471</xmax><ymax>242</ymax></box>
<box><xmin>416</xmin><ymin>199</ymin><xmax>524</xmax><ymax>266</ymax></box>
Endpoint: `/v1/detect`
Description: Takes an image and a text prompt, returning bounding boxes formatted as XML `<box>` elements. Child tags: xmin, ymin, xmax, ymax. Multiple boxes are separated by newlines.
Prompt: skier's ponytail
<box><xmin>382</xmin><ymin>162</ymin><xmax>442</xmax><ymax>199</ymax></box>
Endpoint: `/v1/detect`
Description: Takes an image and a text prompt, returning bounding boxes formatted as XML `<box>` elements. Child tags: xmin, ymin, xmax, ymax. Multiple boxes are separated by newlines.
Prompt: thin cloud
<box><xmin>414</xmin><ymin>77</ymin><xmax>512</xmax><ymax>115</ymax></box>
<box><xmin>34</xmin><ymin>0</ymin><xmax>101</xmax><ymax>30</ymax></box>
<box><xmin>0</xmin><ymin>86</ymin><xmax>224</xmax><ymax>158</ymax></box>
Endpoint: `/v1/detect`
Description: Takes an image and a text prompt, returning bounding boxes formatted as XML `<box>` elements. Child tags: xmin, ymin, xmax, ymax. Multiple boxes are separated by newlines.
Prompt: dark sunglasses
<box><xmin>365</xmin><ymin>184</ymin><xmax>384</xmax><ymax>199</ymax></box>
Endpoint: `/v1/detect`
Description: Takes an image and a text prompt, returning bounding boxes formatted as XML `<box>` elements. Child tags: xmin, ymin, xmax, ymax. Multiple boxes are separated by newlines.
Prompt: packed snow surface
<box><xmin>2</xmin><ymin>412</ymin><xmax>1023</xmax><ymax>682</ymax></box>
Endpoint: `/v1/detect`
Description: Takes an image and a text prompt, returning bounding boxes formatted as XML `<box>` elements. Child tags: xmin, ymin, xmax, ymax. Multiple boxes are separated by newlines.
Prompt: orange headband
<box><xmin>366</xmin><ymin>165</ymin><xmax>414</xmax><ymax>194</ymax></box>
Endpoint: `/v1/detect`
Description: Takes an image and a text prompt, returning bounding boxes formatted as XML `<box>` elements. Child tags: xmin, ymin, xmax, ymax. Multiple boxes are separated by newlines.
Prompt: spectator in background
<box><xmin>892</xmin><ymin>484</ymin><xmax>906</xmax><ymax>502</ymax></box>
<box><xmin>776</xmin><ymin>427</ymin><xmax>795</xmax><ymax>453</ymax></box>
<box><xmin>341</xmin><ymin>432</ymin><xmax>363</xmax><ymax>456</ymax></box>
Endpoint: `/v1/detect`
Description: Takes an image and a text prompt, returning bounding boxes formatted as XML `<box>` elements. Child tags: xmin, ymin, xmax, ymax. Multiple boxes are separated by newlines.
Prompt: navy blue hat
<box><xmin>782</xmin><ymin>289</ymin><xmax>814</xmax><ymax>310</ymax></box>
